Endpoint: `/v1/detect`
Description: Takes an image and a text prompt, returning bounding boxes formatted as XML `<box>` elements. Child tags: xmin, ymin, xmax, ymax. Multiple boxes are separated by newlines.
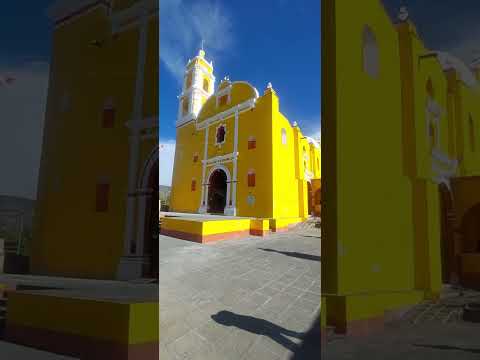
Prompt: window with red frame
<box><xmin>219</xmin><ymin>95</ymin><xmax>228</xmax><ymax>106</ymax></box>
<box><xmin>102</xmin><ymin>107</ymin><xmax>115</xmax><ymax>128</ymax></box>
<box><xmin>248</xmin><ymin>171</ymin><xmax>256</xmax><ymax>187</ymax></box>
<box><xmin>248</xmin><ymin>137</ymin><xmax>256</xmax><ymax>149</ymax></box>
<box><xmin>96</xmin><ymin>183</ymin><xmax>110</xmax><ymax>212</ymax></box>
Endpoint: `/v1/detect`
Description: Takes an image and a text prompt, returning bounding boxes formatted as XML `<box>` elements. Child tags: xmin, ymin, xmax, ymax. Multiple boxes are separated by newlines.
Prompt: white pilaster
<box><xmin>199</xmin><ymin>125</ymin><xmax>209</xmax><ymax>213</ymax></box>
<box><xmin>226</xmin><ymin>109</ymin><xmax>239</xmax><ymax>216</ymax></box>
<box><xmin>117</xmin><ymin>11</ymin><xmax>149</xmax><ymax>280</ymax></box>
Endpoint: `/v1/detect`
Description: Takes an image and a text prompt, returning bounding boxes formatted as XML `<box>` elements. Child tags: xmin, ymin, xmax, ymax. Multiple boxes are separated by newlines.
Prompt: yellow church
<box><xmin>31</xmin><ymin>0</ymin><xmax>159</xmax><ymax>281</ymax></box>
<box><xmin>164</xmin><ymin>49</ymin><xmax>321</xmax><ymax>241</ymax></box>
<box><xmin>322</xmin><ymin>0</ymin><xmax>480</xmax><ymax>338</ymax></box>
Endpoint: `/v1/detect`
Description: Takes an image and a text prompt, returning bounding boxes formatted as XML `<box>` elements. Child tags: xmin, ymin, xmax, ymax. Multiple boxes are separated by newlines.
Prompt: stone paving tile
<box><xmin>183</xmin><ymin>308</ymin><xmax>212</xmax><ymax>329</ymax></box>
<box><xmin>194</xmin><ymin>319</ymin><xmax>234</xmax><ymax>349</ymax></box>
<box><xmin>255</xmin><ymin>334</ymin><xmax>296</xmax><ymax>358</ymax></box>
<box><xmin>168</xmin><ymin>330</ymin><xmax>214</xmax><ymax>360</ymax></box>
<box><xmin>159</xmin><ymin>220</ymin><xmax>321</xmax><ymax>360</ymax></box>
<box><xmin>257</xmin><ymin>285</ymin><xmax>283</xmax><ymax>298</ymax></box>
<box><xmin>240</xmin><ymin>342</ymin><xmax>281</xmax><ymax>360</ymax></box>
<box><xmin>261</xmin><ymin>293</ymin><xmax>299</xmax><ymax>314</ymax></box>
<box><xmin>159</xmin><ymin>319</ymin><xmax>191</xmax><ymax>346</ymax></box>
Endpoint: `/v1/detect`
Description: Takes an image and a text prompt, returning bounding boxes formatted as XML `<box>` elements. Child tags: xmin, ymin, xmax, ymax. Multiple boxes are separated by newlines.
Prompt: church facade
<box><xmin>169</xmin><ymin>50</ymin><xmax>321</xmax><ymax>221</ymax></box>
<box><xmin>322</xmin><ymin>0</ymin><xmax>480</xmax><ymax>335</ymax></box>
<box><xmin>31</xmin><ymin>0</ymin><xmax>159</xmax><ymax>280</ymax></box>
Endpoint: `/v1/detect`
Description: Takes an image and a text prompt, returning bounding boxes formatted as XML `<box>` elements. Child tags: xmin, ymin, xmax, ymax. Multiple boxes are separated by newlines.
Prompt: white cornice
<box><xmin>180</xmin><ymin>86</ymin><xmax>211</xmax><ymax>99</ymax></box>
<box><xmin>196</xmin><ymin>98</ymin><xmax>256</xmax><ymax>130</ymax></box>
<box><xmin>202</xmin><ymin>152</ymin><xmax>238</xmax><ymax>165</ymax></box>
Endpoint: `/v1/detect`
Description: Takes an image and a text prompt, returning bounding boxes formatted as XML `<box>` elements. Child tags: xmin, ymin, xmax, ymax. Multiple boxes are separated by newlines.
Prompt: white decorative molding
<box><xmin>197</xmin><ymin>98</ymin><xmax>256</xmax><ymax>130</ymax></box>
<box><xmin>431</xmin><ymin>147</ymin><xmax>458</xmax><ymax>185</ymax></box>
<box><xmin>121</xmin><ymin>14</ymin><xmax>149</xmax><ymax>264</ymax></box>
<box><xmin>203</xmin><ymin>164</ymin><xmax>233</xmax><ymax>215</ymax></box>
<box><xmin>202</xmin><ymin>152</ymin><xmax>238</xmax><ymax>165</ymax></box>
<box><xmin>216</xmin><ymin>83</ymin><xmax>232</xmax><ymax>107</ymax></box>
<box><xmin>305</xmin><ymin>169</ymin><xmax>314</xmax><ymax>181</ymax></box>
<box><xmin>199</xmin><ymin>126</ymin><xmax>210</xmax><ymax>210</ymax></box>
<box><xmin>177</xmin><ymin>50</ymin><xmax>215</xmax><ymax>128</ymax></box>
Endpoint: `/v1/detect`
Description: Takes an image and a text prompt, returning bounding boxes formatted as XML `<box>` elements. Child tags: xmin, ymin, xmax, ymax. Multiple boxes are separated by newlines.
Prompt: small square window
<box><xmin>219</xmin><ymin>95</ymin><xmax>228</xmax><ymax>106</ymax></box>
<box><xmin>191</xmin><ymin>180</ymin><xmax>196</xmax><ymax>191</ymax></box>
<box><xmin>193</xmin><ymin>154</ymin><xmax>199</xmax><ymax>162</ymax></box>
<box><xmin>96</xmin><ymin>183</ymin><xmax>110</xmax><ymax>212</ymax></box>
<box><xmin>248</xmin><ymin>173</ymin><xmax>256</xmax><ymax>187</ymax></box>
<box><xmin>102</xmin><ymin>108</ymin><xmax>115</xmax><ymax>128</ymax></box>
<box><xmin>248</xmin><ymin>137</ymin><xmax>256</xmax><ymax>149</ymax></box>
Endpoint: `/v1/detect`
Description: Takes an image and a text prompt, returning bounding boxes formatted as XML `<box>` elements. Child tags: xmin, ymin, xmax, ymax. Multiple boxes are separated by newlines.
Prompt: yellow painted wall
<box><xmin>326</xmin><ymin>0</ymin><xmax>416</xmax><ymax>296</ymax></box>
<box><xmin>170</xmin><ymin>79</ymin><xmax>320</xmax><ymax>219</ymax></box>
<box><xmin>236</xmin><ymin>91</ymin><xmax>275</xmax><ymax>218</ymax></box>
<box><xmin>32</xmin><ymin>4</ymin><xmax>158</xmax><ymax>279</ymax></box>
<box><xmin>7</xmin><ymin>292</ymin><xmax>159</xmax><ymax>344</ymax></box>
<box><xmin>323</xmin><ymin>0</ymin><xmax>480</xmax><ymax>329</ymax></box>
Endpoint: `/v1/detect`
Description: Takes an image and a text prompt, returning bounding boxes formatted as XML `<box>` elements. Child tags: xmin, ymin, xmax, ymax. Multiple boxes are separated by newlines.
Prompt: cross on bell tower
<box><xmin>176</xmin><ymin>46</ymin><xmax>216</xmax><ymax>127</ymax></box>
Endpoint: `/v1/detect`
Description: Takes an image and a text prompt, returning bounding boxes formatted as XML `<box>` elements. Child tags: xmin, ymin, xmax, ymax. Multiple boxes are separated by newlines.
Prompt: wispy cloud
<box><xmin>298</xmin><ymin>114</ymin><xmax>321</xmax><ymax>141</ymax></box>
<box><xmin>159</xmin><ymin>139</ymin><xmax>176</xmax><ymax>186</ymax></box>
<box><xmin>0</xmin><ymin>61</ymin><xmax>49</xmax><ymax>199</ymax></box>
<box><xmin>160</xmin><ymin>0</ymin><xmax>233</xmax><ymax>82</ymax></box>
<box><xmin>445</xmin><ymin>24</ymin><xmax>480</xmax><ymax>65</ymax></box>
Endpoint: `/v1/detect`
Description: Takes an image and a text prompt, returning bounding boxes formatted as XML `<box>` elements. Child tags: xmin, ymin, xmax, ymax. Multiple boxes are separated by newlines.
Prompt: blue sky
<box><xmin>159</xmin><ymin>0</ymin><xmax>322</xmax><ymax>185</ymax></box>
<box><xmin>383</xmin><ymin>0</ymin><xmax>480</xmax><ymax>61</ymax></box>
<box><xmin>1</xmin><ymin>1</ymin><xmax>480</xmax><ymax>193</ymax></box>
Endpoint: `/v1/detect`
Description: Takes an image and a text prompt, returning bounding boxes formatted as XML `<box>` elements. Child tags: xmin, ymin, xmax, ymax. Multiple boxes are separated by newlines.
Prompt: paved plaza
<box><xmin>324</xmin><ymin>288</ymin><xmax>480</xmax><ymax>359</ymax></box>
<box><xmin>158</xmin><ymin>220</ymin><xmax>322</xmax><ymax>360</ymax></box>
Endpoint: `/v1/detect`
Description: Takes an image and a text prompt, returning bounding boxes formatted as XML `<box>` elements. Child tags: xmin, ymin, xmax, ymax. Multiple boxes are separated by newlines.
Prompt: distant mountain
<box><xmin>159</xmin><ymin>185</ymin><xmax>171</xmax><ymax>193</ymax></box>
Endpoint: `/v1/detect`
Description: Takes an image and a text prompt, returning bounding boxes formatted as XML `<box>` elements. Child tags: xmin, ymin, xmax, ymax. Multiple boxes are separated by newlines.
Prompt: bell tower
<box><xmin>176</xmin><ymin>48</ymin><xmax>215</xmax><ymax>126</ymax></box>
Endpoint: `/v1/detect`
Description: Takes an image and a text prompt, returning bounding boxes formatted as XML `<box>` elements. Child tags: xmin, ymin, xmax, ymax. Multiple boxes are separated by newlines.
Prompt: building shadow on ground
<box><xmin>211</xmin><ymin>311</ymin><xmax>321</xmax><ymax>358</ymax></box>
<box><xmin>289</xmin><ymin>314</ymin><xmax>321</xmax><ymax>360</ymax></box>
<box><xmin>257</xmin><ymin>248</ymin><xmax>321</xmax><ymax>262</ymax></box>
<box><xmin>413</xmin><ymin>344</ymin><xmax>480</xmax><ymax>354</ymax></box>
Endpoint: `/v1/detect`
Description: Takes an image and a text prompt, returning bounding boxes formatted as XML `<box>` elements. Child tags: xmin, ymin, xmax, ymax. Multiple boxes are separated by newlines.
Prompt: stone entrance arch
<box><xmin>461</xmin><ymin>203</ymin><xmax>480</xmax><ymax>253</ymax></box>
<box><xmin>307</xmin><ymin>181</ymin><xmax>313</xmax><ymax>215</ymax></box>
<box><xmin>207</xmin><ymin>168</ymin><xmax>228</xmax><ymax>214</ymax></box>
<box><xmin>136</xmin><ymin>146</ymin><xmax>159</xmax><ymax>279</ymax></box>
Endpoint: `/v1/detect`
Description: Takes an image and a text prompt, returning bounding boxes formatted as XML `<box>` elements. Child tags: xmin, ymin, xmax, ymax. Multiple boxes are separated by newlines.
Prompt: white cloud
<box><xmin>298</xmin><ymin>114</ymin><xmax>321</xmax><ymax>142</ymax></box>
<box><xmin>160</xmin><ymin>0</ymin><xmax>233</xmax><ymax>82</ymax></box>
<box><xmin>159</xmin><ymin>140</ymin><xmax>176</xmax><ymax>186</ymax></box>
<box><xmin>0</xmin><ymin>61</ymin><xmax>49</xmax><ymax>199</ymax></box>
<box><xmin>445</xmin><ymin>24</ymin><xmax>480</xmax><ymax>65</ymax></box>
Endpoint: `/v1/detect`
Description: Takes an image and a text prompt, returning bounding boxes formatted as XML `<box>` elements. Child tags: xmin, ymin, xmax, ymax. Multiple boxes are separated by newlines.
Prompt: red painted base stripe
<box><xmin>160</xmin><ymin>228</ymin><xmax>251</xmax><ymax>243</ymax></box>
<box><xmin>5</xmin><ymin>324</ymin><xmax>158</xmax><ymax>360</ymax></box>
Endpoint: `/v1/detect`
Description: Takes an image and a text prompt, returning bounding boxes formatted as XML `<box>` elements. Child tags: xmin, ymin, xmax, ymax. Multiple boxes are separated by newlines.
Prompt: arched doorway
<box><xmin>314</xmin><ymin>188</ymin><xmax>321</xmax><ymax>216</ymax></box>
<box><xmin>461</xmin><ymin>203</ymin><xmax>480</xmax><ymax>253</ymax></box>
<box><xmin>307</xmin><ymin>181</ymin><xmax>313</xmax><ymax>215</ymax></box>
<box><xmin>142</xmin><ymin>160</ymin><xmax>159</xmax><ymax>279</ymax></box>
<box><xmin>439</xmin><ymin>184</ymin><xmax>455</xmax><ymax>283</ymax></box>
<box><xmin>208</xmin><ymin>169</ymin><xmax>227</xmax><ymax>214</ymax></box>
